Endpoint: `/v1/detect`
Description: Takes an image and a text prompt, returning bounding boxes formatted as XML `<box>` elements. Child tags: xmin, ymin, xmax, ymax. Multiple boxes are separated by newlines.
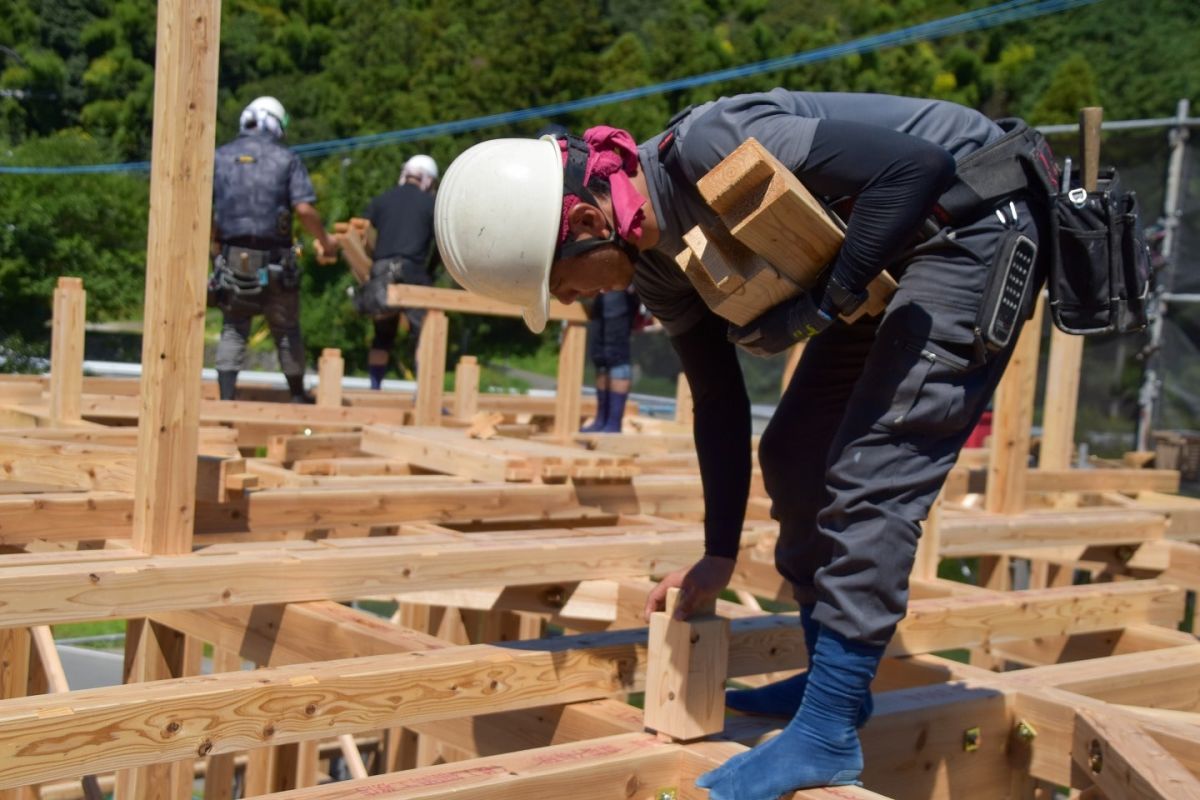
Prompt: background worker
<box><xmin>434</xmin><ymin>89</ymin><xmax>1048</xmax><ymax>797</ymax></box>
<box><xmin>355</xmin><ymin>155</ymin><xmax>440</xmax><ymax>388</ymax></box>
<box><xmin>210</xmin><ymin>96</ymin><xmax>339</xmax><ymax>403</ymax></box>
<box><xmin>581</xmin><ymin>286</ymin><xmax>639</xmax><ymax>432</ymax></box>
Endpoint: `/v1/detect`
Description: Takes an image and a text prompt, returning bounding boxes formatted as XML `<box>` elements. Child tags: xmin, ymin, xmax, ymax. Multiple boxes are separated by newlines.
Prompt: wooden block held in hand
<box><xmin>643</xmin><ymin>587</ymin><xmax>729</xmax><ymax>741</ymax></box>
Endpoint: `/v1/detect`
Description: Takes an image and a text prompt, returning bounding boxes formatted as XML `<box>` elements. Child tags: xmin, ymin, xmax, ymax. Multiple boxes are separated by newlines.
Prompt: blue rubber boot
<box><xmin>600</xmin><ymin>391</ymin><xmax>628</xmax><ymax>432</ymax></box>
<box><xmin>581</xmin><ymin>388</ymin><xmax>609</xmax><ymax>432</ymax></box>
<box><xmin>725</xmin><ymin>605</ymin><xmax>873</xmax><ymax>726</ymax></box>
<box><xmin>697</xmin><ymin>626</ymin><xmax>885</xmax><ymax>798</ymax></box>
<box><xmin>368</xmin><ymin>364</ymin><xmax>387</xmax><ymax>390</ymax></box>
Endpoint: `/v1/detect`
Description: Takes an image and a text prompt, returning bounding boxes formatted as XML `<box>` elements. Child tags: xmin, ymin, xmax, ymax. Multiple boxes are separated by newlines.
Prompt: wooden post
<box><xmin>643</xmin><ymin>587</ymin><xmax>729</xmax><ymax>741</ymax></box>
<box><xmin>0</xmin><ymin>627</ymin><xmax>33</xmax><ymax>800</ymax></box>
<box><xmin>553</xmin><ymin>323</ymin><xmax>587</xmax><ymax>439</ymax></box>
<box><xmin>986</xmin><ymin>296</ymin><xmax>1045</xmax><ymax>514</ymax></box>
<box><xmin>49</xmin><ymin>277</ymin><xmax>85</xmax><ymax>423</ymax></box>
<box><xmin>1041</xmin><ymin>107</ymin><xmax>1103</xmax><ymax>470</ymax></box>
<box><xmin>115</xmin><ymin>621</ymin><xmax>195</xmax><ymax>799</ymax></box>
<box><xmin>122</xmin><ymin>3</ymin><xmax>220</xmax><ymax>795</ymax></box>
<box><xmin>316</xmin><ymin>348</ymin><xmax>344</xmax><ymax>407</ymax></box>
<box><xmin>453</xmin><ymin>356</ymin><xmax>480</xmax><ymax>419</ymax></box>
<box><xmin>413</xmin><ymin>309</ymin><xmax>448</xmax><ymax>426</ymax></box>
<box><xmin>674</xmin><ymin>372</ymin><xmax>693</xmax><ymax>427</ymax></box>
<box><xmin>132</xmin><ymin>0</ymin><xmax>221</xmax><ymax>557</ymax></box>
<box><xmin>203</xmin><ymin>648</ymin><xmax>241</xmax><ymax>800</ymax></box>
<box><xmin>914</xmin><ymin>493</ymin><xmax>943</xmax><ymax>582</ymax></box>
<box><xmin>781</xmin><ymin>342</ymin><xmax>805</xmax><ymax>395</ymax></box>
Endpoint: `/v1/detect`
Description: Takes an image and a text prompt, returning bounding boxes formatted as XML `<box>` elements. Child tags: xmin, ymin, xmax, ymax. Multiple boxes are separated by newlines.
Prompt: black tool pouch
<box><xmin>353</xmin><ymin>259</ymin><xmax>400</xmax><ymax>319</ymax></box>
<box><xmin>1049</xmin><ymin>167</ymin><xmax>1150</xmax><ymax>335</ymax></box>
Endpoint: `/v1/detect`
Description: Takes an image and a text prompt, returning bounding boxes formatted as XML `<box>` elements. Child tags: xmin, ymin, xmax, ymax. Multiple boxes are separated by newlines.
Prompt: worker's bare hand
<box><xmin>644</xmin><ymin>556</ymin><xmax>736</xmax><ymax>622</ymax></box>
<box><xmin>314</xmin><ymin>234</ymin><xmax>340</xmax><ymax>265</ymax></box>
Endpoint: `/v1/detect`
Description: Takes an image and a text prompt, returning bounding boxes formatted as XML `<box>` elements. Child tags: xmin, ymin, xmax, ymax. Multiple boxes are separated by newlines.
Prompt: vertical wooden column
<box><xmin>913</xmin><ymin>493</ymin><xmax>943</xmax><ymax>582</ymax></box>
<box><xmin>413</xmin><ymin>309</ymin><xmax>448</xmax><ymax>425</ymax></box>
<box><xmin>49</xmin><ymin>277</ymin><xmax>86</xmax><ymax>423</ymax></box>
<box><xmin>203</xmin><ymin>648</ymin><xmax>241</xmax><ymax>800</ymax></box>
<box><xmin>453</xmin><ymin>355</ymin><xmax>480</xmax><ymax>419</ymax></box>
<box><xmin>122</xmin><ymin>4</ymin><xmax>220</xmax><ymax>797</ymax></box>
<box><xmin>643</xmin><ymin>588</ymin><xmax>729</xmax><ymax>741</ymax></box>
<box><xmin>553</xmin><ymin>322</ymin><xmax>587</xmax><ymax>439</ymax></box>
<box><xmin>116</xmin><ymin>622</ymin><xmax>195</xmax><ymax>798</ymax></box>
<box><xmin>674</xmin><ymin>373</ymin><xmax>693</xmax><ymax>427</ymax></box>
<box><xmin>986</xmin><ymin>297</ymin><xmax>1045</xmax><ymax>515</ymax></box>
<box><xmin>781</xmin><ymin>342</ymin><xmax>805</xmax><ymax>395</ymax></box>
<box><xmin>132</xmin><ymin>0</ymin><xmax>221</xmax><ymax>556</ymax></box>
<box><xmin>1041</xmin><ymin>107</ymin><xmax>1103</xmax><ymax>469</ymax></box>
<box><xmin>316</xmin><ymin>348</ymin><xmax>343</xmax><ymax>407</ymax></box>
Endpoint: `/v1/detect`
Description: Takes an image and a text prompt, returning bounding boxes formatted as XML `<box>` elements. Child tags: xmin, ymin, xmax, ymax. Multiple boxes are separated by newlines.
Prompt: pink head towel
<box><xmin>556</xmin><ymin>126</ymin><xmax>646</xmax><ymax>247</ymax></box>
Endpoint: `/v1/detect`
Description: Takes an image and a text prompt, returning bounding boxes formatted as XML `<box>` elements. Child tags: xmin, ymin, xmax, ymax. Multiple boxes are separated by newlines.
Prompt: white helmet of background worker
<box><xmin>435</xmin><ymin>137</ymin><xmax>563</xmax><ymax>333</ymax></box>
<box><xmin>239</xmin><ymin>96</ymin><xmax>289</xmax><ymax>139</ymax></box>
<box><xmin>402</xmin><ymin>154</ymin><xmax>439</xmax><ymax>181</ymax></box>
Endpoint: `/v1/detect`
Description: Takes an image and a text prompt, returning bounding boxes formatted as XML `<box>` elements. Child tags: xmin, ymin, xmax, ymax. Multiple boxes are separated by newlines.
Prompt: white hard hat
<box><xmin>435</xmin><ymin>137</ymin><xmax>563</xmax><ymax>333</ymax></box>
<box><xmin>403</xmin><ymin>154</ymin><xmax>439</xmax><ymax>180</ymax></box>
<box><xmin>240</xmin><ymin>96</ymin><xmax>289</xmax><ymax>137</ymax></box>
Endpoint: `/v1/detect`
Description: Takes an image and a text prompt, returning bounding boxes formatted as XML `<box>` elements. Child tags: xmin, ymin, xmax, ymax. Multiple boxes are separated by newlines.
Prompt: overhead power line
<box><xmin>1</xmin><ymin>0</ymin><xmax>1101</xmax><ymax>175</ymax></box>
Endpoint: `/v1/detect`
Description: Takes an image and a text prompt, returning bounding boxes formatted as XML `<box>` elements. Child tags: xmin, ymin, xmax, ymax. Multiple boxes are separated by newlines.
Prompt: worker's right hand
<box><xmin>643</xmin><ymin>555</ymin><xmax>736</xmax><ymax>622</ymax></box>
<box><xmin>727</xmin><ymin>290</ymin><xmax>832</xmax><ymax>357</ymax></box>
<box><xmin>314</xmin><ymin>234</ymin><xmax>340</xmax><ymax>265</ymax></box>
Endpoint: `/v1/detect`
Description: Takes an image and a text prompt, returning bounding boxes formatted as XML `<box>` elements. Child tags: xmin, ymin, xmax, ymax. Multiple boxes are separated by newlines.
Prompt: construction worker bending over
<box><xmin>210</xmin><ymin>96</ymin><xmax>339</xmax><ymax>403</ymax></box>
<box><xmin>435</xmin><ymin>89</ymin><xmax>1050</xmax><ymax>797</ymax></box>
<box><xmin>355</xmin><ymin>155</ymin><xmax>441</xmax><ymax>388</ymax></box>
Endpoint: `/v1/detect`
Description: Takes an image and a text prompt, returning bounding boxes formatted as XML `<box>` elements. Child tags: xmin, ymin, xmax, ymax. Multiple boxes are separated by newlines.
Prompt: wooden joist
<box><xmin>361</xmin><ymin>426</ymin><xmax>636</xmax><ymax>482</ymax></box>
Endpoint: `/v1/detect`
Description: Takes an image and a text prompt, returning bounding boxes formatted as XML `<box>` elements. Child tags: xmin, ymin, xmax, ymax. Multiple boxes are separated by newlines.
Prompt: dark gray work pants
<box><xmin>759</xmin><ymin>200</ymin><xmax>1038</xmax><ymax>647</ymax></box>
<box><xmin>215</xmin><ymin>277</ymin><xmax>306</xmax><ymax>377</ymax></box>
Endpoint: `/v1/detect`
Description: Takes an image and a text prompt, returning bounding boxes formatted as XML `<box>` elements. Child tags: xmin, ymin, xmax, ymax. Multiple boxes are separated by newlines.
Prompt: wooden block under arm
<box><xmin>675</xmin><ymin>224</ymin><xmax>800</xmax><ymax>326</ymax></box>
<box><xmin>685</xmin><ymin>136</ymin><xmax>898</xmax><ymax>325</ymax></box>
<box><xmin>697</xmin><ymin>137</ymin><xmax>844</xmax><ymax>286</ymax></box>
<box><xmin>643</xmin><ymin>587</ymin><xmax>729</xmax><ymax>741</ymax></box>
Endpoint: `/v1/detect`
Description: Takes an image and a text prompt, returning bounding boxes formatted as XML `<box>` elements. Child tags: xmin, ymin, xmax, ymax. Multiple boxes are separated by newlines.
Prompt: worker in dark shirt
<box><xmin>433</xmin><ymin>90</ymin><xmax>1046</xmax><ymax>797</ymax></box>
<box><xmin>357</xmin><ymin>155</ymin><xmax>440</xmax><ymax>388</ymax></box>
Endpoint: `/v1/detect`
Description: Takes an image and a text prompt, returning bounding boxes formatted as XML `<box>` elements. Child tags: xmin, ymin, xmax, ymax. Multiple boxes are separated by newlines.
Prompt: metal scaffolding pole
<box><xmin>1136</xmin><ymin>99</ymin><xmax>1192</xmax><ymax>451</ymax></box>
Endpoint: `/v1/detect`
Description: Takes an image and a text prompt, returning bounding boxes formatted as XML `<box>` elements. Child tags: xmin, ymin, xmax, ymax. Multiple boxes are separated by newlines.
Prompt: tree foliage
<box><xmin>1</xmin><ymin>0</ymin><xmax>1197</xmax><ymax>370</ymax></box>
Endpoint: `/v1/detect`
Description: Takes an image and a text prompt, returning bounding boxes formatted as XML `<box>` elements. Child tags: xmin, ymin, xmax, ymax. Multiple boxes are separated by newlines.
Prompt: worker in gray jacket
<box><xmin>210</xmin><ymin>96</ymin><xmax>339</xmax><ymax>403</ymax></box>
<box><xmin>433</xmin><ymin>89</ymin><xmax>1050</xmax><ymax>797</ymax></box>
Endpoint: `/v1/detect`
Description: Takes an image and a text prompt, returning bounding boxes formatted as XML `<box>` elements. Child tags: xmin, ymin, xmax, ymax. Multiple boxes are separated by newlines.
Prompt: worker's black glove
<box><xmin>727</xmin><ymin>290</ymin><xmax>833</xmax><ymax>357</ymax></box>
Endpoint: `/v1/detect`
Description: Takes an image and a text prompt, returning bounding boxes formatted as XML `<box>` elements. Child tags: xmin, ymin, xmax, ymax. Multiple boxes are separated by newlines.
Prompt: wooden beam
<box><xmin>413</xmin><ymin>309</ymin><xmax>448</xmax><ymax>426</ymax></box>
<box><xmin>387</xmin><ymin>284</ymin><xmax>588</xmax><ymax>323</ymax></box>
<box><xmin>986</xmin><ymin>295</ymin><xmax>1045</xmax><ymax>514</ymax></box>
<box><xmin>1073</xmin><ymin>706</ymin><xmax>1200</xmax><ymax>799</ymax></box>
<box><xmin>0</xmin><ymin>528</ymin><xmax>703</xmax><ymax>627</ymax></box>
<box><xmin>49</xmin><ymin>277</ymin><xmax>85</xmax><ymax>424</ymax></box>
<box><xmin>0</xmin><ymin>437</ymin><xmax>136</xmax><ymax>492</ymax></box>
<box><xmin>149</xmin><ymin>601</ymin><xmax>448</xmax><ymax>667</ymax></box>
<box><xmin>553</xmin><ymin>323</ymin><xmax>588</xmax><ymax>439</ymax></box>
<box><xmin>0</xmin><ymin>475</ymin><xmax>707</xmax><ymax>543</ymax></box>
<box><xmin>937</xmin><ymin>507</ymin><xmax>1168</xmax><ymax>556</ymax></box>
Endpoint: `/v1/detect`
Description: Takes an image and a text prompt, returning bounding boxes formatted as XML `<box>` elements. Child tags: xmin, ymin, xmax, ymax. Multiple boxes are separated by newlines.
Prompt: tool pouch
<box><xmin>222</xmin><ymin>245</ymin><xmax>270</xmax><ymax>297</ymax></box>
<box><xmin>1049</xmin><ymin>167</ymin><xmax>1150</xmax><ymax>335</ymax></box>
<box><xmin>352</xmin><ymin>259</ymin><xmax>402</xmax><ymax>319</ymax></box>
